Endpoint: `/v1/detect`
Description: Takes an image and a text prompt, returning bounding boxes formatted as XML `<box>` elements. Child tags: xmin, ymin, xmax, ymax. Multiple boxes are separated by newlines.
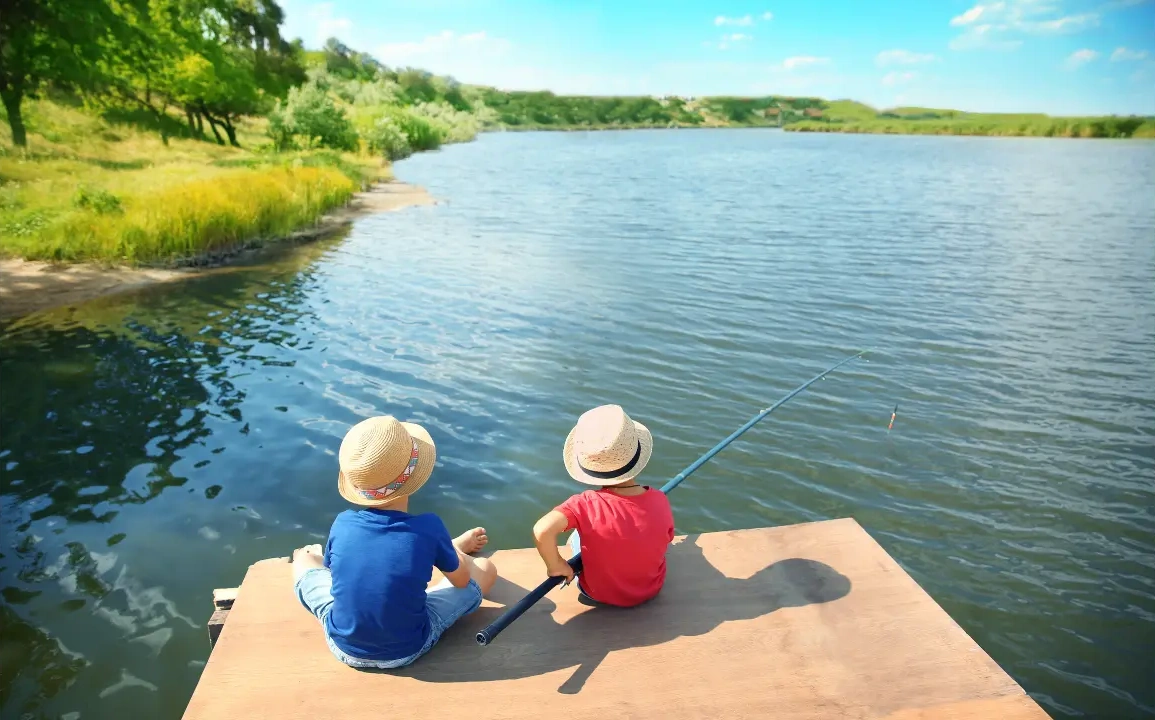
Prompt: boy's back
<box><xmin>534</xmin><ymin>405</ymin><xmax>674</xmax><ymax>606</ymax></box>
<box><xmin>291</xmin><ymin>415</ymin><xmax>497</xmax><ymax>671</ymax></box>
<box><xmin>558</xmin><ymin>487</ymin><xmax>674</xmax><ymax>606</ymax></box>
<box><xmin>325</xmin><ymin>508</ymin><xmax>459</xmax><ymax>660</ymax></box>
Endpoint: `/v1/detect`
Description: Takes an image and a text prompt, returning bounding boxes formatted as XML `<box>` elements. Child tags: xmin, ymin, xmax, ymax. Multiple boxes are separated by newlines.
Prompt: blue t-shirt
<box><xmin>323</xmin><ymin>508</ymin><xmax>460</xmax><ymax>661</ymax></box>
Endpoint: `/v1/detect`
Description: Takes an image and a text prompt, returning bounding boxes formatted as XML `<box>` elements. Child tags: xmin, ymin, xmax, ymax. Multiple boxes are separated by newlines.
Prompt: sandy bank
<box><xmin>0</xmin><ymin>182</ymin><xmax>434</xmax><ymax>321</ymax></box>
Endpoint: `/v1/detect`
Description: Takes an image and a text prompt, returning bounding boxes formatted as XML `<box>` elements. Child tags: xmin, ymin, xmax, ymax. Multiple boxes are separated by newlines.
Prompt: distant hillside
<box><xmin>788</xmin><ymin>102</ymin><xmax>1155</xmax><ymax>138</ymax></box>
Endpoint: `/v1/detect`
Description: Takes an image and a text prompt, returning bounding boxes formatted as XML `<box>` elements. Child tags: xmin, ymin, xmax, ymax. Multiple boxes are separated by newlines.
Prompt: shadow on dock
<box><xmin>389</xmin><ymin>534</ymin><xmax>851</xmax><ymax>693</ymax></box>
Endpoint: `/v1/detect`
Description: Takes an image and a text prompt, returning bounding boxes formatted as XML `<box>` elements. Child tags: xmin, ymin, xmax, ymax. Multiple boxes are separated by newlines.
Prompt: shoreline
<box><xmin>495</xmin><ymin>123</ymin><xmax>1154</xmax><ymax>139</ymax></box>
<box><xmin>0</xmin><ymin>181</ymin><xmax>434</xmax><ymax>321</ymax></box>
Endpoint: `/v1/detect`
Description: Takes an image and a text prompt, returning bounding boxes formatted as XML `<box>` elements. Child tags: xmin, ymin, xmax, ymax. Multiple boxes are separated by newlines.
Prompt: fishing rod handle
<box><xmin>475</xmin><ymin>553</ymin><xmax>584</xmax><ymax>646</ymax></box>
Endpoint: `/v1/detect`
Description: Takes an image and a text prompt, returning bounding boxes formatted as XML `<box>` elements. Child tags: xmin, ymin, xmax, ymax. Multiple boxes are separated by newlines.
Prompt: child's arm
<box><xmin>432</xmin><ymin>519</ymin><xmax>473</xmax><ymax>589</ymax></box>
<box><xmin>441</xmin><ymin>550</ymin><xmax>473</xmax><ymax>589</ymax></box>
<box><xmin>532</xmin><ymin>510</ymin><xmax>575</xmax><ymax>583</ymax></box>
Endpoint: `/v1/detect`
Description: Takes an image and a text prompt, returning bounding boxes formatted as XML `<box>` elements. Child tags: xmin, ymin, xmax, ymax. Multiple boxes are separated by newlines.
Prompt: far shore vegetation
<box><xmin>3</xmin><ymin>0</ymin><xmax>1152</xmax><ymax>268</ymax></box>
<box><xmin>785</xmin><ymin>101</ymin><xmax>1155</xmax><ymax>139</ymax></box>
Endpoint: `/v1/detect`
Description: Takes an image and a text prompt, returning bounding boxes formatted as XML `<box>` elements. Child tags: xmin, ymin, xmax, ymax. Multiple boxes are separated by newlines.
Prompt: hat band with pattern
<box><xmin>356</xmin><ymin>439</ymin><xmax>419</xmax><ymax>501</ymax></box>
<box><xmin>576</xmin><ymin>440</ymin><xmax>642</xmax><ymax>480</ymax></box>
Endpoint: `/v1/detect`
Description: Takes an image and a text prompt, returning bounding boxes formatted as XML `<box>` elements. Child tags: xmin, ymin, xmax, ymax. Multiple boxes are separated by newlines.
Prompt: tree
<box><xmin>322</xmin><ymin>37</ymin><xmax>383</xmax><ymax>81</ymax></box>
<box><xmin>267</xmin><ymin>80</ymin><xmax>357</xmax><ymax>150</ymax></box>
<box><xmin>0</xmin><ymin>0</ymin><xmax>126</xmax><ymax>146</ymax></box>
<box><xmin>93</xmin><ymin>0</ymin><xmax>305</xmax><ymax>146</ymax></box>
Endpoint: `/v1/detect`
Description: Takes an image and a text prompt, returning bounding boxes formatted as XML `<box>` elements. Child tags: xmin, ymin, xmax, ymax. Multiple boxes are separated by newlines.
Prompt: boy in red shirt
<box><xmin>533</xmin><ymin>405</ymin><xmax>674</xmax><ymax>607</ymax></box>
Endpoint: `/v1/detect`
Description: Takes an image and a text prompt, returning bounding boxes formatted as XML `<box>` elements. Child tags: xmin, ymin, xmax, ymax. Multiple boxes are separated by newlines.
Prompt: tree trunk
<box><xmin>195</xmin><ymin>111</ymin><xmax>205</xmax><ymax>136</ymax></box>
<box><xmin>222</xmin><ymin>115</ymin><xmax>239</xmax><ymax>147</ymax></box>
<box><xmin>1</xmin><ymin>87</ymin><xmax>27</xmax><ymax>147</ymax></box>
<box><xmin>186</xmin><ymin>107</ymin><xmax>198</xmax><ymax>135</ymax></box>
<box><xmin>157</xmin><ymin>104</ymin><xmax>169</xmax><ymax>146</ymax></box>
<box><xmin>200</xmin><ymin>103</ymin><xmax>225</xmax><ymax>145</ymax></box>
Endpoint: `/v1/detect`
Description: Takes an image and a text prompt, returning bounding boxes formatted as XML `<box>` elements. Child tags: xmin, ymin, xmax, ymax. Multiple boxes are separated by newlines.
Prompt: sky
<box><xmin>279</xmin><ymin>0</ymin><xmax>1155</xmax><ymax>115</ymax></box>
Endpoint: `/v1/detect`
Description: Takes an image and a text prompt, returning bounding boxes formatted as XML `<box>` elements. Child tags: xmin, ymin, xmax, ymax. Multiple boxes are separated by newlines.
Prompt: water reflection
<box><xmin>0</xmin><ymin>235</ymin><xmax>341</xmax><ymax>718</ymax></box>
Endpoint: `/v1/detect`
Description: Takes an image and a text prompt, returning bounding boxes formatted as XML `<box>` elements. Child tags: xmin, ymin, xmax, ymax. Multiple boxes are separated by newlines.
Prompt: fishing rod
<box><xmin>474</xmin><ymin>348</ymin><xmax>872</xmax><ymax>647</ymax></box>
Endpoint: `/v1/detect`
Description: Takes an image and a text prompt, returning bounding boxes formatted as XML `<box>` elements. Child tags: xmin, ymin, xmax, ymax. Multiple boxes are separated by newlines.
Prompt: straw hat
<box><xmin>563</xmin><ymin>405</ymin><xmax>653</xmax><ymax>486</ymax></box>
<box><xmin>337</xmin><ymin>416</ymin><xmax>436</xmax><ymax>507</ymax></box>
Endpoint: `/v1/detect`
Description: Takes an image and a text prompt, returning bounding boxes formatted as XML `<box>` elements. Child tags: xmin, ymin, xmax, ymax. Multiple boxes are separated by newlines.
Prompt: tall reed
<box><xmin>9</xmin><ymin>166</ymin><xmax>356</xmax><ymax>265</ymax></box>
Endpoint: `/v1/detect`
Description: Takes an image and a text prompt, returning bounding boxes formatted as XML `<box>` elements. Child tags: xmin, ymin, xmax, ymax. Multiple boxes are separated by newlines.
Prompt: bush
<box><xmin>348</xmin><ymin>79</ymin><xmax>404</xmax><ymax>108</ymax></box>
<box><xmin>268</xmin><ymin>81</ymin><xmax>358</xmax><ymax>151</ymax></box>
<box><xmin>407</xmin><ymin>101</ymin><xmax>481</xmax><ymax>143</ymax></box>
<box><xmin>73</xmin><ymin>187</ymin><xmax>123</xmax><ymax>214</ymax></box>
<box><xmin>399</xmin><ymin>113</ymin><xmax>443</xmax><ymax>152</ymax></box>
<box><xmin>365</xmin><ymin>113</ymin><xmax>413</xmax><ymax>160</ymax></box>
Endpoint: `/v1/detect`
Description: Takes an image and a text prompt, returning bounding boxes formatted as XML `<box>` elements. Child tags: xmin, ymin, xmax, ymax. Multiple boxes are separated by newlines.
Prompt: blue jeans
<box><xmin>294</xmin><ymin>567</ymin><xmax>483</xmax><ymax>669</ymax></box>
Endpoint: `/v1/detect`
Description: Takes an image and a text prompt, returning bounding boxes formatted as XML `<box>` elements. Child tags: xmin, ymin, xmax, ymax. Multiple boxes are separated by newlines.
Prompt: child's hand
<box><xmin>547</xmin><ymin>559</ymin><xmax>575</xmax><ymax>585</ymax></box>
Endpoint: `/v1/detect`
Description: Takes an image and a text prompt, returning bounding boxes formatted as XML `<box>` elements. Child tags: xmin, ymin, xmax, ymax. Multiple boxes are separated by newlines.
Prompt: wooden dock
<box><xmin>182</xmin><ymin>518</ymin><xmax>1050</xmax><ymax>719</ymax></box>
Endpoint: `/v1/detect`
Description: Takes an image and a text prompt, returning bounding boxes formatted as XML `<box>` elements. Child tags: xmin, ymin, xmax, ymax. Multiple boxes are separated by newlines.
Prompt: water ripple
<box><xmin>1</xmin><ymin>130</ymin><xmax>1153</xmax><ymax>719</ymax></box>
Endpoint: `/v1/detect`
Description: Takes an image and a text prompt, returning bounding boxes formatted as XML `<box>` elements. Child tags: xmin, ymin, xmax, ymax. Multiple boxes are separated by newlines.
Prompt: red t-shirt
<box><xmin>556</xmin><ymin>487</ymin><xmax>675</xmax><ymax>607</ymax></box>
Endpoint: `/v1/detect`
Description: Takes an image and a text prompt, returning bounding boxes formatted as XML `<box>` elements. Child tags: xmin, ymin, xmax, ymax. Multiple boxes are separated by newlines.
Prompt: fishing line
<box><xmin>475</xmin><ymin>348</ymin><xmax>876</xmax><ymax>646</ymax></box>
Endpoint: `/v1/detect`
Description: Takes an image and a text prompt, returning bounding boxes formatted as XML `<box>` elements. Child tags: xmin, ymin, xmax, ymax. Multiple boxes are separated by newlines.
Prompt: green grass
<box><xmin>788</xmin><ymin>103</ymin><xmax>1155</xmax><ymax>138</ymax></box>
<box><xmin>1</xmin><ymin>97</ymin><xmax>385</xmax><ymax>265</ymax></box>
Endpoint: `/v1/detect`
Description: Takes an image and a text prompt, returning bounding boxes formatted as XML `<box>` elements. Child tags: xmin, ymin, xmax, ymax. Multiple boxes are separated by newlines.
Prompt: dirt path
<box><xmin>0</xmin><ymin>182</ymin><xmax>434</xmax><ymax>321</ymax></box>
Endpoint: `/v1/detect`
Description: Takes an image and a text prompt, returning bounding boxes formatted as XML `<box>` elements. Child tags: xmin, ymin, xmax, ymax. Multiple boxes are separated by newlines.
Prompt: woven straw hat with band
<box><xmin>563</xmin><ymin>404</ymin><xmax>653</xmax><ymax>486</ymax></box>
<box><xmin>338</xmin><ymin>416</ymin><xmax>436</xmax><ymax>507</ymax></box>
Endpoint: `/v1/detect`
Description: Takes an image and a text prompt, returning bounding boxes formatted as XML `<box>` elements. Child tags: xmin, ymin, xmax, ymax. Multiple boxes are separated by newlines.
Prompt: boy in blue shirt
<box><xmin>291</xmin><ymin>415</ymin><xmax>497</xmax><ymax>668</ymax></box>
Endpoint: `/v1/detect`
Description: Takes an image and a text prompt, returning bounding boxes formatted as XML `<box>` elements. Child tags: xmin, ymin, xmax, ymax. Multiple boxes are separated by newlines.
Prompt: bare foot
<box><xmin>453</xmin><ymin>527</ymin><xmax>488</xmax><ymax>555</ymax></box>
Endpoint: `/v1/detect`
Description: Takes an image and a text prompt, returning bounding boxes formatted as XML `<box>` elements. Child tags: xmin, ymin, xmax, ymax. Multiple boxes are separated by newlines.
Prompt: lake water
<box><xmin>1</xmin><ymin>129</ymin><xmax>1153</xmax><ymax>719</ymax></box>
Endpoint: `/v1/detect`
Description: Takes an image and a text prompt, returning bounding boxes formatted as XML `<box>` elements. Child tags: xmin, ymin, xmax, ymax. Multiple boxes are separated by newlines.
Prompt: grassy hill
<box><xmin>1</xmin><ymin>95</ymin><xmax>381</xmax><ymax>265</ymax></box>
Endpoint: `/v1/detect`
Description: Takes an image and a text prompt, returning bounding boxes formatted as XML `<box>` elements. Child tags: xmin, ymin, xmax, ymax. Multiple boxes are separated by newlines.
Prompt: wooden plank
<box><xmin>183</xmin><ymin>519</ymin><xmax>1050</xmax><ymax>720</ymax></box>
<box><xmin>207</xmin><ymin>608</ymin><xmax>230</xmax><ymax>649</ymax></box>
<box><xmin>213</xmin><ymin>588</ymin><xmax>238</xmax><ymax>610</ymax></box>
<box><xmin>881</xmin><ymin>695</ymin><xmax>1052</xmax><ymax>720</ymax></box>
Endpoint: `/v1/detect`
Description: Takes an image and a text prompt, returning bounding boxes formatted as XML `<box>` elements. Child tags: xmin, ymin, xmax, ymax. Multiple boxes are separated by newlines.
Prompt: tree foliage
<box><xmin>0</xmin><ymin>0</ymin><xmax>128</xmax><ymax>145</ymax></box>
<box><xmin>96</xmin><ymin>0</ymin><xmax>305</xmax><ymax>146</ymax></box>
<box><xmin>268</xmin><ymin>79</ymin><xmax>357</xmax><ymax>150</ymax></box>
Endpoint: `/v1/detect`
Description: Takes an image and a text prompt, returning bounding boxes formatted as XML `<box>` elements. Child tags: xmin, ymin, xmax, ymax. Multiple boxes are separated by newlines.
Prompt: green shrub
<box><xmin>407</xmin><ymin>101</ymin><xmax>481</xmax><ymax>143</ymax></box>
<box><xmin>395</xmin><ymin>110</ymin><xmax>445</xmax><ymax>152</ymax></box>
<box><xmin>73</xmin><ymin>187</ymin><xmax>123</xmax><ymax>214</ymax></box>
<box><xmin>268</xmin><ymin>81</ymin><xmax>358</xmax><ymax>151</ymax></box>
<box><xmin>365</xmin><ymin>114</ymin><xmax>413</xmax><ymax>160</ymax></box>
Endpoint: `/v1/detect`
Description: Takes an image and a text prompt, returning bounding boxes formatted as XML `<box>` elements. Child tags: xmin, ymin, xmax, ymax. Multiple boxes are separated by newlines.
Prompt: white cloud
<box><xmin>779</xmin><ymin>56</ymin><xmax>831</xmax><ymax>70</ymax></box>
<box><xmin>1111</xmin><ymin>47</ymin><xmax>1149</xmax><ymax>61</ymax></box>
<box><xmin>375</xmin><ymin>30</ymin><xmax>511</xmax><ymax>71</ymax></box>
<box><xmin>949</xmin><ymin>1</ymin><xmax>1100</xmax><ymax>52</ymax></box>
<box><xmin>876</xmin><ymin>49</ymin><xmax>937</xmax><ymax>66</ymax></box>
<box><xmin>949</xmin><ymin>24</ymin><xmax>1023</xmax><ymax>51</ymax></box>
<box><xmin>281</xmin><ymin>1</ymin><xmax>353</xmax><ymax>48</ymax></box>
<box><xmin>1064</xmin><ymin>48</ymin><xmax>1099</xmax><ymax>68</ymax></box>
<box><xmin>711</xmin><ymin>33</ymin><xmax>753</xmax><ymax>50</ymax></box>
<box><xmin>1031</xmin><ymin>13</ymin><xmax>1100</xmax><ymax>32</ymax></box>
<box><xmin>882</xmin><ymin>71</ymin><xmax>918</xmax><ymax>86</ymax></box>
<box><xmin>715</xmin><ymin>14</ymin><xmax>754</xmax><ymax>26</ymax></box>
<box><xmin>762</xmin><ymin>11</ymin><xmax>774</xmax><ymax>20</ymax></box>
<box><xmin>951</xmin><ymin>2</ymin><xmax>1003</xmax><ymax>26</ymax></box>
